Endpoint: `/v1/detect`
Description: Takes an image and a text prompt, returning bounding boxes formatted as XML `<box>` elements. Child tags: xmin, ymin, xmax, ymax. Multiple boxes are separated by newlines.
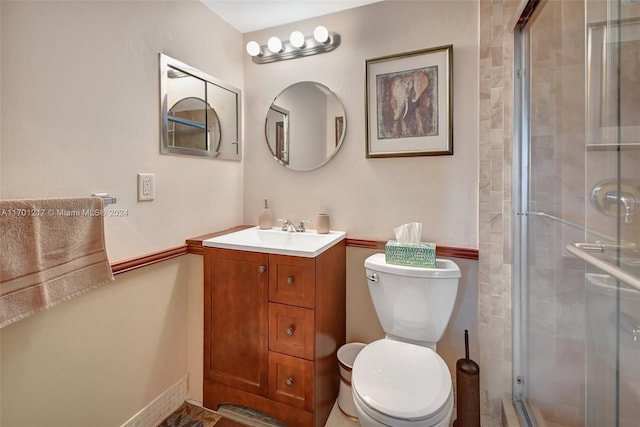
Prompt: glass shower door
<box><xmin>581</xmin><ymin>1</ymin><xmax>640</xmax><ymax>426</ymax></box>
<box><xmin>514</xmin><ymin>0</ymin><xmax>640</xmax><ymax>426</ymax></box>
<box><xmin>515</xmin><ymin>2</ymin><xmax>589</xmax><ymax>425</ymax></box>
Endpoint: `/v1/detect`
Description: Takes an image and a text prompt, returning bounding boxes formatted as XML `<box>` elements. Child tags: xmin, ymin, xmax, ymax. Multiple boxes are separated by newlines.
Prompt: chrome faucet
<box><xmin>278</xmin><ymin>218</ymin><xmax>310</xmax><ymax>232</ymax></box>
<box><xmin>279</xmin><ymin>219</ymin><xmax>297</xmax><ymax>232</ymax></box>
<box><xmin>591</xmin><ymin>179</ymin><xmax>640</xmax><ymax>225</ymax></box>
<box><xmin>605</xmin><ymin>191</ymin><xmax>638</xmax><ymax>224</ymax></box>
<box><xmin>296</xmin><ymin>219</ymin><xmax>310</xmax><ymax>232</ymax></box>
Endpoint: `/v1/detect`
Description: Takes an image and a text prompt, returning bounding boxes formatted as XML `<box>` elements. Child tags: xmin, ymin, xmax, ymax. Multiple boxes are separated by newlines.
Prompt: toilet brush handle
<box><xmin>464</xmin><ymin>329</ymin><xmax>469</xmax><ymax>361</ymax></box>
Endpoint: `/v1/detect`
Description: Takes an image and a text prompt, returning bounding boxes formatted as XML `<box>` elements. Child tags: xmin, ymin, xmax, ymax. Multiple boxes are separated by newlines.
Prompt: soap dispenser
<box><xmin>258</xmin><ymin>199</ymin><xmax>274</xmax><ymax>229</ymax></box>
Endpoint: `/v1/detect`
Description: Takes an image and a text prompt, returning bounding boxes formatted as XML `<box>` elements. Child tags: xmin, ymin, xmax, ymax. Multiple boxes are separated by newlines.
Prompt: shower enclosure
<box><xmin>513</xmin><ymin>0</ymin><xmax>640</xmax><ymax>426</ymax></box>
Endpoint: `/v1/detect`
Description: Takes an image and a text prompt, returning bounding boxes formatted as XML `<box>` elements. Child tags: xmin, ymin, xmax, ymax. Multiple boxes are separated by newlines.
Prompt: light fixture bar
<box><xmin>248</xmin><ymin>32</ymin><xmax>341</xmax><ymax>64</ymax></box>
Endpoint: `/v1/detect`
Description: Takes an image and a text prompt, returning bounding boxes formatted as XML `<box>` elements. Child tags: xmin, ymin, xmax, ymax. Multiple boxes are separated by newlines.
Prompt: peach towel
<box><xmin>0</xmin><ymin>197</ymin><xmax>114</xmax><ymax>328</ymax></box>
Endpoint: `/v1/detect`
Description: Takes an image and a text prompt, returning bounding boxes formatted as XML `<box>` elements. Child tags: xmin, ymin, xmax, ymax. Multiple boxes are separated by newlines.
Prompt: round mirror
<box><xmin>265</xmin><ymin>82</ymin><xmax>346</xmax><ymax>171</ymax></box>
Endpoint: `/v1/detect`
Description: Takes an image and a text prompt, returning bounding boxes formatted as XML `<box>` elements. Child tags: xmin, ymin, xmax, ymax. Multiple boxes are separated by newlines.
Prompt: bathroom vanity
<box><xmin>202</xmin><ymin>228</ymin><xmax>346</xmax><ymax>427</ymax></box>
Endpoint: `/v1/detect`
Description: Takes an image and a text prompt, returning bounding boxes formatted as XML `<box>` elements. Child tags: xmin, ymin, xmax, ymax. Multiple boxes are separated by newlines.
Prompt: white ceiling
<box><xmin>201</xmin><ymin>0</ymin><xmax>384</xmax><ymax>33</ymax></box>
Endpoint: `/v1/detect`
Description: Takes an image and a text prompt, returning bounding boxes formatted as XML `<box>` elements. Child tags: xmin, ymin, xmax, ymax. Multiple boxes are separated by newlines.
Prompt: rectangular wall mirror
<box><xmin>159</xmin><ymin>53</ymin><xmax>241</xmax><ymax>160</ymax></box>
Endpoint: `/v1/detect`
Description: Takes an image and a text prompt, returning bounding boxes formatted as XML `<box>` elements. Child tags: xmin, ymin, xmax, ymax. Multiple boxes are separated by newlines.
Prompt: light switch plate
<box><xmin>138</xmin><ymin>173</ymin><xmax>155</xmax><ymax>201</ymax></box>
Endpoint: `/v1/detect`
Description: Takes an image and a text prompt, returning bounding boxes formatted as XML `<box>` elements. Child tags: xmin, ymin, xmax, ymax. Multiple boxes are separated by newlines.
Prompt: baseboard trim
<box><xmin>120</xmin><ymin>374</ymin><xmax>188</xmax><ymax>427</ymax></box>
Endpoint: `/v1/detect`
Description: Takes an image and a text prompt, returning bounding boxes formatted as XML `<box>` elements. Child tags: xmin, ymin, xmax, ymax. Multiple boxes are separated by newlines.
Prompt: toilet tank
<box><xmin>364</xmin><ymin>253</ymin><xmax>461</xmax><ymax>346</ymax></box>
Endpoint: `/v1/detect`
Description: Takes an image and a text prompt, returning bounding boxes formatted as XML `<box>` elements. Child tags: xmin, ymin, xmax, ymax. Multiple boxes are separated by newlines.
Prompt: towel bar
<box><xmin>92</xmin><ymin>193</ymin><xmax>117</xmax><ymax>206</ymax></box>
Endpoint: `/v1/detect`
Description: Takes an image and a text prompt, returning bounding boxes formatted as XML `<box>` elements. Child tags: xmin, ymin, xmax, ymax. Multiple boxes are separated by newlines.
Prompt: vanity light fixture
<box><xmin>246</xmin><ymin>25</ymin><xmax>340</xmax><ymax>64</ymax></box>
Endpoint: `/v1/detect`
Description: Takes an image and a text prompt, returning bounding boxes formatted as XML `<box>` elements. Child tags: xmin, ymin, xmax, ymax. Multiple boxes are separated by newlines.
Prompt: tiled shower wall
<box><xmin>478</xmin><ymin>0</ymin><xmax>518</xmax><ymax>425</ymax></box>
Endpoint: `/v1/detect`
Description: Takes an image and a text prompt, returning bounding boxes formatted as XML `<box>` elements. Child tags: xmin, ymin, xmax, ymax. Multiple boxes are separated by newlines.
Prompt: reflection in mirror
<box><xmin>265</xmin><ymin>82</ymin><xmax>346</xmax><ymax>171</ymax></box>
<box><xmin>267</xmin><ymin>105</ymin><xmax>289</xmax><ymax>165</ymax></box>
<box><xmin>168</xmin><ymin>97</ymin><xmax>221</xmax><ymax>151</ymax></box>
<box><xmin>160</xmin><ymin>54</ymin><xmax>241</xmax><ymax>160</ymax></box>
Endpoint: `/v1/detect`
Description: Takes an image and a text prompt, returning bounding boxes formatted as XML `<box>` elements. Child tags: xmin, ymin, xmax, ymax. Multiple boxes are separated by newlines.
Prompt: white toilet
<box><xmin>351</xmin><ymin>253</ymin><xmax>461</xmax><ymax>427</ymax></box>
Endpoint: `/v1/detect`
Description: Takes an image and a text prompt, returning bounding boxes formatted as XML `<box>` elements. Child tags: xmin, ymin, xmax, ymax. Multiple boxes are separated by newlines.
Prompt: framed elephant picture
<box><xmin>365</xmin><ymin>45</ymin><xmax>453</xmax><ymax>157</ymax></box>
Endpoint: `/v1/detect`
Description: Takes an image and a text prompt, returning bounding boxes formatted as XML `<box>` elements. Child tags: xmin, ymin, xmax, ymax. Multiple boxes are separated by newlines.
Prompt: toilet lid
<box><xmin>352</xmin><ymin>339</ymin><xmax>452</xmax><ymax>421</ymax></box>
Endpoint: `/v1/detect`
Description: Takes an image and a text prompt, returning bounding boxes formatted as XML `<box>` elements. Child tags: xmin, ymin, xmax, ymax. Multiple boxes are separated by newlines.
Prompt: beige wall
<box><xmin>0</xmin><ymin>1</ymin><xmax>243</xmax><ymax>425</ymax></box>
<box><xmin>0</xmin><ymin>0</ymin><xmax>244</xmax><ymax>262</ymax></box>
<box><xmin>1</xmin><ymin>257</ymin><xmax>188</xmax><ymax>426</ymax></box>
<box><xmin>242</xmin><ymin>1</ymin><xmax>479</xmax><ymax>248</ymax></box>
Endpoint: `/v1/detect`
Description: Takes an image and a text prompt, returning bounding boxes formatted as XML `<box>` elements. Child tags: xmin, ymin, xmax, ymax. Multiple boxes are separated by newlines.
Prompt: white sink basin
<box><xmin>203</xmin><ymin>226</ymin><xmax>346</xmax><ymax>257</ymax></box>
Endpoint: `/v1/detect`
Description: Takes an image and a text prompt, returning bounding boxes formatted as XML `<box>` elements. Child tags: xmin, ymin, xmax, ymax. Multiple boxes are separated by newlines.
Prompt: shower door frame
<box><xmin>512</xmin><ymin>9</ymin><xmax>533</xmax><ymax>426</ymax></box>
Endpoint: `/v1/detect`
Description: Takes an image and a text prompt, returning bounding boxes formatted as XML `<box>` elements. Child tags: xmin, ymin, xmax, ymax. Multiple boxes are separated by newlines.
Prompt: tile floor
<box><xmin>214</xmin><ymin>401</ymin><xmax>358</xmax><ymax>427</ymax></box>
<box><xmin>219</xmin><ymin>400</ymin><xmax>458</xmax><ymax>427</ymax></box>
<box><xmin>324</xmin><ymin>402</ymin><xmax>360</xmax><ymax>427</ymax></box>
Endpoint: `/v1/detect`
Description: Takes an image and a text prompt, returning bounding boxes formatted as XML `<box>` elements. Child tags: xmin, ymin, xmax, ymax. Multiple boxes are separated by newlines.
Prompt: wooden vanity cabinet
<box><xmin>203</xmin><ymin>240</ymin><xmax>346</xmax><ymax>427</ymax></box>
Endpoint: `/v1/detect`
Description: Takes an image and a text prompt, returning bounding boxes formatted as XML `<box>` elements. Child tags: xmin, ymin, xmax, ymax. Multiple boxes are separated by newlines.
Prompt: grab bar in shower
<box><xmin>566</xmin><ymin>243</ymin><xmax>640</xmax><ymax>293</ymax></box>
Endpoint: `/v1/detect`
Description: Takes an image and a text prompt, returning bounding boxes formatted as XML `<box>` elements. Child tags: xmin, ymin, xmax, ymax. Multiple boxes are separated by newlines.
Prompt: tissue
<box><xmin>385</xmin><ymin>222</ymin><xmax>436</xmax><ymax>268</ymax></box>
<box><xmin>393</xmin><ymin>222</ymin><xmax>422</xmax><ymax>244</ymax></box>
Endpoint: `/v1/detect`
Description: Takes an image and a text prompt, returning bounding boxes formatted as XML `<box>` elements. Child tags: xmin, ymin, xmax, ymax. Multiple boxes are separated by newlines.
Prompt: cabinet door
<box><xmin>204</xmin><ymin>248</ymin><xmax>268</xmax><ymax>396</ymax></box>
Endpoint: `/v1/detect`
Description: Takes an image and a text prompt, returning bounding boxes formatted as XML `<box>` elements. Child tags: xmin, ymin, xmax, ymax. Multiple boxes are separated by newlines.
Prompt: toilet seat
<box><xmin>353</xmin><ymin>386</ymin><xmax>453</xmax><ymax>427</ymax></box>
<box><xmin>352</xmin><ymin>339</ymin><xmax>453</xmax><ymax>426</ymax></box>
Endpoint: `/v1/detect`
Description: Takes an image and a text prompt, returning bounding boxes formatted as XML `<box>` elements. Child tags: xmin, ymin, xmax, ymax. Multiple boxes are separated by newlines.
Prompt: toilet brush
<box><xmin>453</xmin><ymin>330</ymin><xmax>480</xmax><ymax>427</ymax></box>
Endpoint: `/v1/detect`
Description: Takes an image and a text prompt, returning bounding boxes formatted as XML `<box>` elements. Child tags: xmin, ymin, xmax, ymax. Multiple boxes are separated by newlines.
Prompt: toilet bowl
<box><xmin>351</xmin><ymin>254</ymin><xmax>461</xmax><ymax>427</ymax></box>
<box><xmin>352</xmin><ymin>339</ymin><xmax>454</xmax><ymax>427</ymax></box>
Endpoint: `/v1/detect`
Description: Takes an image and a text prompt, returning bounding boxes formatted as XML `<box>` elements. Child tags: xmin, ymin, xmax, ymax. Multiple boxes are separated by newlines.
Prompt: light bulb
<box><xmin>246</xmin><ymin>41</ymin><xmax>261</xmax><ymax>57</ymax></box>
<box><xmin>267</xmin><ymin>36</ymin><xmax>283</xmax><ymax>53</ymax></box>
<box><xmin>313</xmin><ymin>26</ymin><xmax>329</xmax><ymax>43</ymax></box>
<box><xmin>289</xmin><ymin>31</ymin><xmax>305</xmax><ymax>48</ymax></box>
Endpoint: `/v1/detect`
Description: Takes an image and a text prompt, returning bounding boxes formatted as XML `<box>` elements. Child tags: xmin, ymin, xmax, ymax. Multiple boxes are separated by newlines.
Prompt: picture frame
<box><xmin>365</xmin><ymin>45</ymin><xmax>453</xmax><ymax>158</ymax></box>
<box><xmin>587</xmin><ymin>18</ymin><xmax>640</xmax><ymax>147</ymax></box>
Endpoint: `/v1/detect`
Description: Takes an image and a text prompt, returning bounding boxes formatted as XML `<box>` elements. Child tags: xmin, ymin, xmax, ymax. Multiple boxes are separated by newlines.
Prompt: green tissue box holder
<box><xmin>385</xmin><ymin>240</ymin><xmax>437</xmax><ymax>268</ymax></box>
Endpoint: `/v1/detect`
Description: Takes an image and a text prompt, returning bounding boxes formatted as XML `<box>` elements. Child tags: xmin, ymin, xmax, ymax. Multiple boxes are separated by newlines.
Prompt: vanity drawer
<box><xmin>269</xmin><ymin>254</ymin><xmax>315</xmax><ymax>308</ymax></box>
<box><xmin>268</xmin><ymin>351</ymin><xmax>313</xmax><ymax>411</ymax></box>
<box><xmin>269</xmin><ymin>303</ymin><xmax>314</xmax><ymax>360</ymax></box>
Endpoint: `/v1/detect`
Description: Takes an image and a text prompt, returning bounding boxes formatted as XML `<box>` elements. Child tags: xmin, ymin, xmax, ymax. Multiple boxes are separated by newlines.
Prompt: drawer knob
<box><xmin>258</xmin><ymin>265</ymin><xmax>266</xmax><ymax>273</ymax></box>
<box><xmin>286</xmin><ymin>276</ymin><xmax>294</xmax><ymax>285</ymax></box>
<box><xmin>285</xmin><ymin>326</ymin><xmax>295</xmax><ymax>336</ymax></box>
<box><xmin>285</xmin><ymin>377</ymin><xmax>294</xmax><ymax>387</ymax></box>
